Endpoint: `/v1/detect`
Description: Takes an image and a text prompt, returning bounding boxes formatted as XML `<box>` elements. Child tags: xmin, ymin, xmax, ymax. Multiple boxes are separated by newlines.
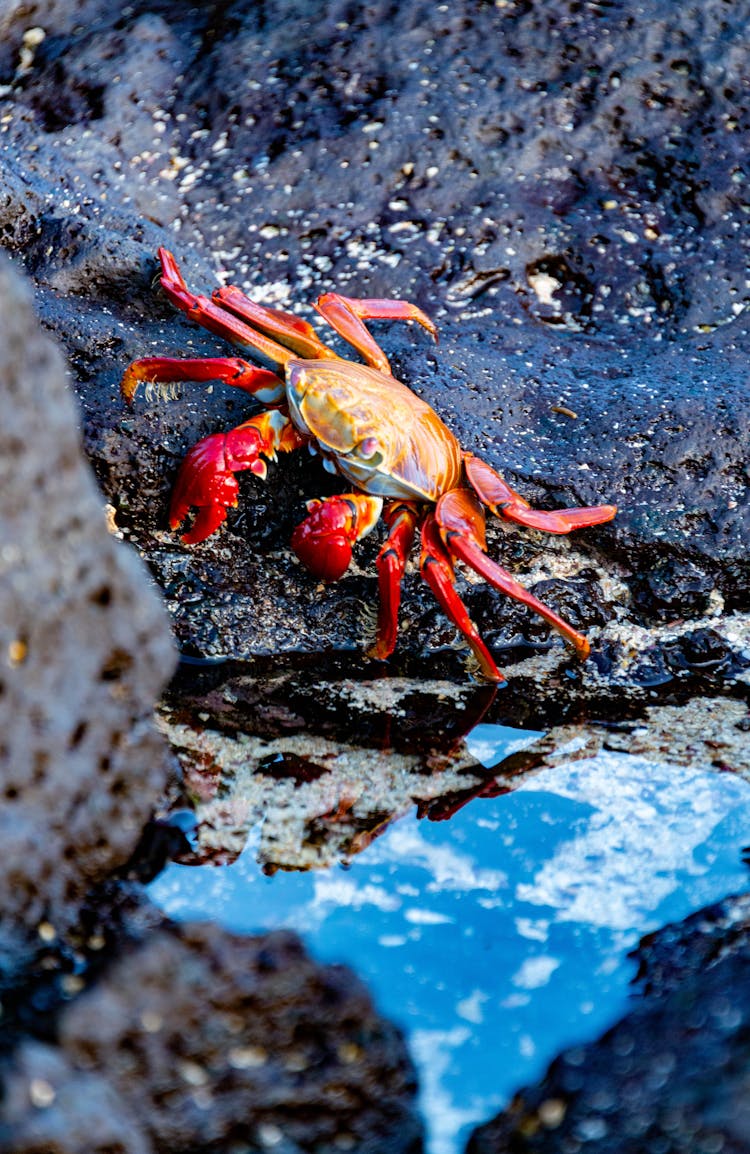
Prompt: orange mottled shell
<box><xmin>286</xmin><ymin>359</ymin><xmax>463</xmax><ymax>503</ymax></box>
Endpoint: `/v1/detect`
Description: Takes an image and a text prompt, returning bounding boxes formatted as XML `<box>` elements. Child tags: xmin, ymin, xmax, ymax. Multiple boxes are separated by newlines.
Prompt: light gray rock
<box><xmin>0</xmin><ymin>254</ymin><xmax>176</xmax><ymax>935</ymax></box>
<box><xmin>0</xmin><ymin>2</ymin><xmax>108</xmax><ymax>77</ymax></box>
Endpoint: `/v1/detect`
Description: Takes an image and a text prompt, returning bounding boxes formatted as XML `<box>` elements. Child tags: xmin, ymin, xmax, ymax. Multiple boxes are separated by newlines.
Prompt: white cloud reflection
<box><xmin>411</xmin><ymin>1026</ymin><xmax>483</xmax><ymax>1154</ymax></box>
<box><xmin>517</xmin><ymin>750</ymin><xmax>750</xmax><ymax>930</ymax></box>
<box><xmin>381</xmin><ymin>823</ymin><xmax>507</xmax><ymax>893</ymax></box>
<box><xmin>149</xmin><ymin>737</ymin><xmax>750</xmax><ymax>1154</ymax></box>
<box><xmin>464</xmin><ymin>722</ymin><xmax>544</xmax><ymax>768</ymax></box>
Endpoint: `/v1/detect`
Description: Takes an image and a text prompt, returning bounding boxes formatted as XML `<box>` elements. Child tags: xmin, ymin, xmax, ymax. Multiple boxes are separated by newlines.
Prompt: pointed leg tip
<box><xmin>574</xmin><ymin>637</ymin><xmax>591</xmax><ymax>661</ymax></box>
<box><xmin>474</xmin><ymin>660</ymin><xmax>507</xmax><ymax>686</ymax></box>
<box><xmin>172</xmin><ymin>502</ymin><xmax>228</xmax><ymax>545</ymax></box>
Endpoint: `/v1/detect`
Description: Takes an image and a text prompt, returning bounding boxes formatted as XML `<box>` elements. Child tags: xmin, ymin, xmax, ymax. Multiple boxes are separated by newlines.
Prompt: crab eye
<box><xmin>358</xmin><ymin>436</ymin><xmax>380</xmax><ymax>459</ymax></box>
<box><xmin>351</xmin><ymin>436</ymin><xmax>384</xmax><ymax>468</ymax></box>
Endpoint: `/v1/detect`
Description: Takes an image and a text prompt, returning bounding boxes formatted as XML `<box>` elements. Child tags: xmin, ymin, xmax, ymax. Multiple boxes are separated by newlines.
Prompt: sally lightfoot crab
<box><xmin>122</xmin><ymin>248</ymin><xmax>616</xmax><ymax>683</ymax></box>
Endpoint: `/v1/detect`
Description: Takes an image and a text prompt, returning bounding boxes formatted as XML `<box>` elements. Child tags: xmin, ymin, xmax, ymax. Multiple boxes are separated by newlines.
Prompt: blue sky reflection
<box><xmin>150</xmin><ymin>729</ymin><xmax>750</xmax><ymax>1154</ymax></box>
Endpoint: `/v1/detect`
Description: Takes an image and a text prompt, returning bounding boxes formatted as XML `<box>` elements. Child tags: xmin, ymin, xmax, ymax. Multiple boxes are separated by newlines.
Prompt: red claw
<box><xmin>291</xmin><ymin>494</ymin><xmax>383</xmax><ymax>582</ymax></box>
<box><xmin>169</xmin><ymin>411</ymin><xmax>298</xmax><ymax>544</ymax></box>
<box><xmin>291</xmin><ymin>513</ymin><xmax>354</xmax><ymax>582</ymax></box>
<box><xmin>169</xmin><ymin>432</ymin><xmax>240</xmax><ymax>543</ymax></box>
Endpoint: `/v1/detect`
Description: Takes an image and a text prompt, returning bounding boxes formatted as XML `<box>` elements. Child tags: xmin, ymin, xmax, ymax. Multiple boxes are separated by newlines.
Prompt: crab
<box><xmin>122</xmin><ymin>248</ymin><xmax>616</xmax><ymax>684</ymax></box>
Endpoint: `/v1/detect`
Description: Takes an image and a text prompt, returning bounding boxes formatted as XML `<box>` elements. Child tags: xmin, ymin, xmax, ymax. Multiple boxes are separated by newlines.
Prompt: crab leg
<box><xmin>291</xmin><ymin>494</ymin><xmax>384</xmax><ymax>582</ymax></box>
<box><xmin>315</xmin><ymin>293</ymin><xmax>438</xmax><ymax>374</ymax></box>
<box><xmin>420</xmin><ymin>513</ymin><xmax>507</xmax><ymax>684</ymax></box>
<box><xmin>465</xmin><ymin>455</ymin><xmax>617</xmax><ymax>534</ymax></box>
<box><xmin>367</xmin><ymin>501</ymin><xmax>420</xmax><ymax>661</ymax></box>
<box><xmin>437</xmin><ymin>489</ymin><xmax>591</xmax><ymax>659</ymax></box>
<box><xmin>171</xmin><ymin>409</ymin><xmax>304</xmax><ymax>544</ymax></box>
<box><xmin>121</xmin><ymin>356</ymin><xmax>286</xmax><ymax>405</ymax></box>
<box><xmin>213</xmin><ymin>285</ymin><xmax>338</xmax><ymax>361</ymax></box>
<box><xmin>157</xmin><ymin>248</ymin><xmax>297</xmax><ymax>372</ymax></box>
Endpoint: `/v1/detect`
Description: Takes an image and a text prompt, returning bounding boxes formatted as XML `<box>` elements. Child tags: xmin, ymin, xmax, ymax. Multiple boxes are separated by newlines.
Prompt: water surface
<box><xmin>151</xmin><ymin>725</ymin><xmax>750</xmax><ymax>1154</ymax></box>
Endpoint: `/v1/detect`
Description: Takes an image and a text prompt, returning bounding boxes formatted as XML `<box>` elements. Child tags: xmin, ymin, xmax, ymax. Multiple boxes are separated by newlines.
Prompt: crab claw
<box><xmin>291</xmin><ymin>494</ymin><xmax>383</xmax><ymax>582</ymax></box>
<box><xmin>170</xmin><ymin>411</ymin><xmax>295</xmax><ymax>544</ymax></box>
<box><xmin>169</xmin><ymin>434</ymin><xmax>240</xmax><ymax>544</ymax></box>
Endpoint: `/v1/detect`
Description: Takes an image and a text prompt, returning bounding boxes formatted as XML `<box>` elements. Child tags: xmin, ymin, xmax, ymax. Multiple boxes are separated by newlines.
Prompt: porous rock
<box><xmin>2</xmin><ymin>922</ymin><xmax>421</xmax><ymax>1154</ymax></box>
<box><xmin>0</xmin><ymin>253</ymin><xmax>176</xmax><ymax>935</ymax></box>
<box><xmin>0</xmin><ymin>1039</ymin><xmax>153</xmax><ymax>1154</ymax></box>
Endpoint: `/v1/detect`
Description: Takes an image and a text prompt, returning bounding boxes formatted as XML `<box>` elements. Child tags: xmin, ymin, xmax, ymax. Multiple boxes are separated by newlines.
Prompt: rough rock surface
<box><xmin>0</xmin><ymin>253</ymin><xmax>176</xmax><ymax>936</ymax></box>
<box><xmin>467</xmin><ymin>893</ymin><xmax>750</xmax><ymax>1154</ymax></box>
<box><xmin>1</xmin><ymin>923</ymin><xmax>423</xmax><ymax>1154</ymax></box>
<box><xmin>0</xmin><ymin>0</ymin><xmax>747</xmax><ymax>674</ymax></box>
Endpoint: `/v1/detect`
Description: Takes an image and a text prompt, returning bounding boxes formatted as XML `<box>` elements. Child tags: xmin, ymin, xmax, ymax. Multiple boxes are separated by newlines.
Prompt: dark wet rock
<box><xmin>630</xmin><ymin>557</ymin><xmax>716</xmax><ymax>624</ymax></box>
<box><xmin>0</xmin><ymin>923</ymin><xmax>422</xmax><ymax>1154</ymax></box>
<box><xmin>633</xmin><ymin>892</ymin><xmax>750</xmax><ymax>999</ymax></box>
<box><xmin>466</xmin><ymin>894</ymin><xmax>750</xmax><ymax>1154</ymax></box>
<box><xmin>0</xmin><ymin>0</ymin><xmax>746</xmax><ymax>669</ymax></box>
<box><xmin>661</xmin><ymin>626</ymin><xmax>750</xmax><ymax>679</ymax></box>
<box><xmin>620</xmin><ymin>625</ymin><xmax>750</xmax><ymax>692</ymax></box>
<box><xmin>465</xmin><ymin>571</ymin><xmax>617</xmax><ymax>658</ymax></box>
<box><xmin>120</xmin><ymin>812</ymin><xmax>197</xmax><ymax>885</ymax></box>
<box><xmin>0</xmin><ymin>254</ymin><xmax>176</xmax><ymax>937</ymax></box>
<box><xmin>163</xmin><ymin>661</ymin><xmax>494</xmax><ymax>750</ymax></box>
